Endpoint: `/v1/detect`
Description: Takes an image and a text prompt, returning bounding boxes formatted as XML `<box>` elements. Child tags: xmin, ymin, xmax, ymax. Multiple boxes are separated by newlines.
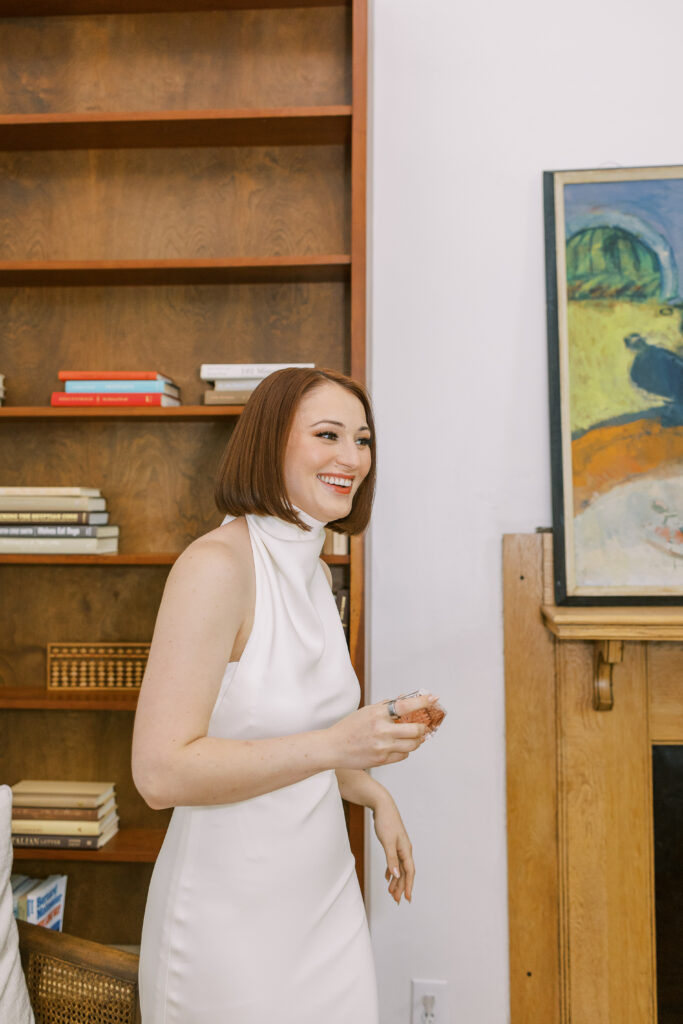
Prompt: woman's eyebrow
<box><xmin>310</xmin><ymin>419</ymin><xmax>371</xmax><ymax>432</ymax></box>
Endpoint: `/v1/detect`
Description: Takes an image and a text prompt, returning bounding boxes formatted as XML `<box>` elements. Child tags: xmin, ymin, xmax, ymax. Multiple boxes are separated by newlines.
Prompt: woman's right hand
<box><xmin>327</xmin><ymin>693</ymin><xmax>440</xmax><ymax>770</ymax></box>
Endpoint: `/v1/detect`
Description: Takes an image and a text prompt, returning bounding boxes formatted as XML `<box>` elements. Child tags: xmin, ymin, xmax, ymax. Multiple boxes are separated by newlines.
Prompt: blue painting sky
<box><xmin>565</xmin><ymin>178</ymin><xmax>683</xmax><ymax>301</ymax></box>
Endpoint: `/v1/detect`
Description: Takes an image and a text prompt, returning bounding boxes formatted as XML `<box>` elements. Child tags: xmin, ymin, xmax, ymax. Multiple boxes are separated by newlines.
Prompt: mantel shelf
<box><xmin>0</xmin><ymin>107</ymin><xmax>352</xmax><ymax>151</ymax></box>
<box><xmin>0</xmin><ymin>552</ymin><xmax>349</xmax><ymax>566</ymax></box>
<box><xmin>12</xmin><ymin>827</ymin><xmax>165</xmax><ymax>863</ymax></box>
<box><xmin>0</xmin><ymin>0</ymin><xmax>347</xmax><ymax>14</ymax></box>
<box><xmin>541</xmin><ymin>603</ymin><xmax>683</xmax><ymax>642</ymax></box>
<box><xmin>0</xmin><ymin>256</ymin><xmax>351</xmax><ymax>287</ymax></box>
<box><xmin>0</xmin><ymin>405</ymin><xmax>243</xmax><ymax>419</ymax></box>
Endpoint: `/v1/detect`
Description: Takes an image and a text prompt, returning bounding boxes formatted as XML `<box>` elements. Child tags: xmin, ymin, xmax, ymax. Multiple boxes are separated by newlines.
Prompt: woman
<box><xmin>132</xmin><ymin>367</ymin><xmax>438</xmax><ymax>1023</ymax></box>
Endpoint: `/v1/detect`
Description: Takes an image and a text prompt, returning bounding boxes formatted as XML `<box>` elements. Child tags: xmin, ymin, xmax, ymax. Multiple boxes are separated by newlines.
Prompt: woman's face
<box><xmin>283</xmin><ymin>382</ymin><xmax>372</xmax><ymax>524</ymax></box>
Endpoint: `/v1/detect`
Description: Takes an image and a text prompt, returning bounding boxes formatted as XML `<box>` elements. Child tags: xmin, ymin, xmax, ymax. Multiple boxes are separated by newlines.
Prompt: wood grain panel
<box><xmin>0</xmin><ymin>8</ymin><xmax>350</xmax><ymax>113</ymax></box>
<box><xmin>503</xmin><ymin>534</ymin><xmax>561</xmax><ymax>1024</ymax></box>
<box><xmin>557</xmin><ymin>641</ymin><xmax>656</xmax><ymax>1023</ymax></box>
<box><xmin>649</xmin><ymin>644</ymin><xmax>683</xmax><ymax>743</ymax></box>
<box><xmin>0</xmin><ymin>282</ymin><xmax>347</xmax><ymax>405</ymax></box>
<box><xmin>12</xmin><ymin>860</ymin><xmax>155</xmax><ymax>945</ymax></box>
<box><xmin>0</xmin><ymin>421</ymin><xmax>230</xmax><ymax>549</ymax></box>
<box><xmin>0</xmin><ymin>708</ymin><xmax>171</xmax><ymax>832</ymax></box>
<box><xmin>0</xmin><ymin>565</ymin><xmax>168</xmax><ymax>688</ymax></box>
<box><xmin>0</xmin><ymin>147</ymin><xmax>348</xmax><ymax>260</ymax></box>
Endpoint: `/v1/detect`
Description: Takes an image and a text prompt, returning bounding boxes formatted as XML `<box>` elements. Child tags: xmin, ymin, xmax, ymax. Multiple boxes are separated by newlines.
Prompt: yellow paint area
<box><xmin>567</xmin><ymin>299</ymin><xmax>683</xmax><ymax>434</ymax></box>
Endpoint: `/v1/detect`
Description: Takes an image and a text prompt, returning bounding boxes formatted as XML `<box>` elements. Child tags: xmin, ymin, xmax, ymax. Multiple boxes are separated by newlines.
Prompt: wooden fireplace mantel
<box><xmin>504</xmin><ymin>532</ymin><xmax>683</xmax><ymax>1024</ymax></box>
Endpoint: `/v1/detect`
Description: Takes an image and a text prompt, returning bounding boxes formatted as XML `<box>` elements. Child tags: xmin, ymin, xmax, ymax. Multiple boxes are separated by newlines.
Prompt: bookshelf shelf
<box><xmin>12</xmin><ymin>827</ymin><xmax>165</xmax><ymax>863</ymax></box>
<box><xmin>0</xmin><ymin>108</ymin><xmax>352</xmax><ymax>151</ymax></box>
<box><xmin>0</xmin><ymin>406</ymin><xmax>244</xmax><ymax>420</ymax></box>
<box><xmin>0</xmin><ymin>1</ymin><xmax>347</xmax><ymax>14</ymax></box>
<box><xmin>0</xmin><ymin>553</ymin><xmax>349</xmax><ymax>566</ymax></box>
<box><xmin>0</xmin><ymin>687</ymin><xmax>139</xmax><ymax>711</ymax></box>
<box><xmin>0</xmin><ymin>257</ymin><xmax>351</xmax><ymax>287</ymax></box>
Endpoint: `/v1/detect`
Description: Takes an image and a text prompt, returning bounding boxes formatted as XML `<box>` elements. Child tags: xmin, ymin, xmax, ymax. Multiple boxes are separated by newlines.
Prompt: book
<box><xmin>19</xmin><ymin>875</ymin><xmax>68</xmax><ymax>930</ymax></box>
<box><xmin>0</xmin><ymin>495</ymin><xmax>106</xmax><ymax>511</ymax></box>
<box><xmin>200</xmin><ymin>362</ymin><xmax>314</xmax><ymax>380</ymax></box>
<box><xmin>0</xmin><ymin>525</ymin><xmax>118</xmax><ymax>538</ymax></box>
<box><xmin>203</xmin><ymin>390</ymin><xmax>252</xmax><ymax>405</ymax></box>
<box><xmin>12</xmin><ymin>780</ymin><xmax>115</xmax><ymax>809</ymax></box>
<box><xmin>0</xmin><ymin>487</ymin><xmax>101</xmax><ymax>497</ymax></box>
<box><xmin>0</xmin><ymin>511</ymin><xmax>109</xmax><ymax>524</ymax></box>
<box><xmin>13</xmin><ymin>809</ymin><xmax>119</xmax><ymax>836</ymax></box>
<box><xmin>11</xmin><ymin>796</ymin><xmax>117</xmax><ymax>822</ymax></box>
<box><xmin>64</xmin><ymin>380</ymin><xmax>180</xmax><ymax>396</ymax></box>
<box><xmin>323</xmin><ymin>530</ymin><xmax>350</xmax><ymax>556</ymax></box>
<box><xmin>0</xmin><ymin>537</ymin><xmax>118</xmax><ymax>554</ymax></box>
<box><xmin>51</xmin><ymin>392</ymin><xmax>180</xmax><ymax>407</ymax></box>
<box><xmin>58</xmin><ymin>370</ymin><xmax>171</xmax><ymax>382</ymax></box>
<box><xmin>211</xmin><ymin>378</ymin><xmax>261</xmax><ymax>391</ymax></box>
<box><xmin>11</xmin><ymin>874</ymin><xmax>38</xmax><ymax>916</ymax></box>
<box><xmin>12</xmin><ymin>823</ymin><xmax>119</xmax><ymax>850</ymax></box>
<box><xmin>334</xmin><ymin>587</ymin><xmax>350</xmax><ymax>640</ymax></box>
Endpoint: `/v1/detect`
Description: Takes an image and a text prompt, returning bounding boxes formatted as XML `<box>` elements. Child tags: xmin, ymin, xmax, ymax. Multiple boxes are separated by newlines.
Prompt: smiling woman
<box><xmin>131</xmin><ymin>367</ymin><xmax>438</xmax><ymax>1024</ymax></box>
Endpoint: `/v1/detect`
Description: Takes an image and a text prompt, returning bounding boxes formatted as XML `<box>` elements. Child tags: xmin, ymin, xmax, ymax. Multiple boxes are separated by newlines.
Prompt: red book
<box><xmin>51</xmin><ymin>392</ymin><xmax>180</xmax><ymax>407</ymax></box>
<box><xmin>58</xmin><ymin>371</ymin><xmax>171</xmax><ymax>382</ymax></box>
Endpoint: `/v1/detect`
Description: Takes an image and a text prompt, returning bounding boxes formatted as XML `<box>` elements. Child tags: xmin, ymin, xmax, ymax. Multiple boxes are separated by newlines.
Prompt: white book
<box><xmin>0</xmin><ymin>537</ymin><xmax>118</xmax><ymax>554</ymax></box>
<box><xmin>0</xmin><ymin>487</ymin><xmax>101</xmax><ymax>497</ymax></box>
<box><xmin>200</xmin><ymin>362</ymin><xmax>314</xmax><ymax>381</ymax></box>
<box><xmin>0</xmin><ymin>496</ymin><xmax>106</xmax><ymax>511</ymax></box>
<box><xmin>211</xmin><ymin>378</ymin><xmax>262</xmax><ymax>391</ymax></box>
<box><xmin>13</xmin><ymin>809</ymin><xmax>119</xmax><ymax>836</ymax></box>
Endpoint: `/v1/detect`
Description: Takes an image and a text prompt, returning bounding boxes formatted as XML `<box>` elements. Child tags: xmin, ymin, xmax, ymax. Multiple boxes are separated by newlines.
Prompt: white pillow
<box><xmin>0</xmin><ymin>784</ymin><xmax>34</xmax><ymax>1023</ymax></box>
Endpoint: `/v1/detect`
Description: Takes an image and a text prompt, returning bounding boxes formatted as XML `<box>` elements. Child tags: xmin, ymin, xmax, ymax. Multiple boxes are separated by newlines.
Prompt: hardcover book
<box><xmin>0</xmin><ymin>525</ymin><xmax>118</xmax><ymax>538</ymax></box>
<box><xmin>0</xmin><ymin>511</ymin><xmax>109</xmax><ymax>524</ymax></box>
<box><xmin>51</xmin><ymin>392</ymin><xmax>180</xmax><ymax>407</ymax></box>
<box><xmin>12</xmin><ymin>780</ymin><xmax>115</xmax><ymax>809</ymax></box>
<box><xmin>11</xmin><ymin>796</ymin><xmax>117</xmax><ymax>822</ymax></box>
<box><xmin>12</xmin><ymin>823</ymin><xmax>119</xmax><ymax>850</ymax></box>
<box><xmin>64</xmin><ymin>380</ymin><xmax>180</xmax><ymax>396</ymax></box>
<box><xmin>0</xmin><ymin>537</ymin><xmax>118</xmax><ymax>554</ymax></box>
<box><xmin>13</xmin><ymin>809</ymin><xmax>118</xmax><ymax>836</ymax></box>
<box><xmin>200</xmin><ymin>362</ymin><xmax>314</xmax><ymax>380</ymax></box>
<box><xmin>58</xmin><ymin>370</ymin><xmax>171</xmax><ymax>382</ymax></box>
<box><xmin>0</xmin><ymin>496</ymin><xmax>106</xmax><ymax>512</ymax></box>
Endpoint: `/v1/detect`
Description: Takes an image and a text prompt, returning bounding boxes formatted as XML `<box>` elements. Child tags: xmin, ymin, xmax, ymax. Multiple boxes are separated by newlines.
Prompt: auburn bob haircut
<box><xmin>214</xmin><ymin>367</ymin><xmax>375</xmax><ymax>534</ymax></box>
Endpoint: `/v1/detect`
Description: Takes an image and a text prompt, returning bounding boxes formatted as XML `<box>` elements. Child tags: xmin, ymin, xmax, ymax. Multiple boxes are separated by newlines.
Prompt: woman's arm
<box><xmin>132</xmin><ymin>534</ymin><xmax>431</xmax><ymax>810</ymax></box>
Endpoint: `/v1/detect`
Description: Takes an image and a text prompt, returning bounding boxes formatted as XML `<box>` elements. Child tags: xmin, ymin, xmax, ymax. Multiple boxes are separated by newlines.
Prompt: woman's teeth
<box><xmin>318</xmin><ymin>474</ymin><xmax>352</xmax><ymax>489</ymax></box>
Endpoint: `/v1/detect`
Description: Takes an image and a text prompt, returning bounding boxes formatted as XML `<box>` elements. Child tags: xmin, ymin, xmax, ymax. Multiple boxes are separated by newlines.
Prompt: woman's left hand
<box><xmin>372</xmin><ymin>793</ymin><xmax>414</xmax><ymax>905</ymax></box>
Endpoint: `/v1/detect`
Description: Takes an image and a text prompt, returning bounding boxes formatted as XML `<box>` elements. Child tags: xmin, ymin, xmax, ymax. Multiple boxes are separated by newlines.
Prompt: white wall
<box><xmin>367</xmin><ymin>0</ymin><xmax>683</xmax><ymax>1020</ymax></box>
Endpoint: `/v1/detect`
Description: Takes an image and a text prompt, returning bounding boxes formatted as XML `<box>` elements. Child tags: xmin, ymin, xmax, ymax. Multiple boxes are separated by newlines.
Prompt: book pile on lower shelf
<box><xmin>0</xmin><ymin>487</ymin><xmax>118</xmax><ymax>554</ymax></box>
<box><xmin>11</xmin><ymin>780</ymin><xmax>119</xmax><ymax>851</ymax></box>
<box><xmin>201</xmin><ymin>362</ymin><xmax>314</xmax><ymax>404</ymax></box>
<box><xmin>52</xmin><ymin>370</ymin><xmax>181</xmax><ymax>407</ymax></box>
<box><xmin>11</xmin><ymin>873</ymin><xmax>67</xmax><ymax>930</ymax></box>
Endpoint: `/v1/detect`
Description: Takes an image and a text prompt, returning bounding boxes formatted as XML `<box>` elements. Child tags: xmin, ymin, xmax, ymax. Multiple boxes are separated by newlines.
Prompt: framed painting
<box><xmin>545</xmin><ymin>165</ymin><xmax>683</xmax><ymax>603</ymax></box>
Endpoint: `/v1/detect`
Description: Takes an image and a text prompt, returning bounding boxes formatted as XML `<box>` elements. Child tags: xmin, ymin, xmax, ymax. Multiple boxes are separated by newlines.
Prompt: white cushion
<box><xmin>0</xmin><ymin>784</ymin><xmax>34</xmax><ymax>1023</ymax></box>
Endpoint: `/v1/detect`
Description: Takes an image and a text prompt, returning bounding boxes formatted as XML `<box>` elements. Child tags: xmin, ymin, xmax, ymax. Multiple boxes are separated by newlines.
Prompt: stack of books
<box><xmin>201</xmin><ymin>362</ymin><xmax>314</xmax><ymax>405</ymax></box>
<box><xmin>0</xmin><ymin>487</ymin><xmax>118</xmax><ymax>554</ymax></box>
<box><xmin>322</xmin><ymin>528</ymin><xmax>350</xmax><ymax>557</ymax></box>
<box><xmin>11</xmin><ymin>873</ymin><xmax>68</xmax><ymax>930</ymax></box>
<box><xmin>11</xmin><ymin>780</ymin><xmax>119</xmax><ymax>852</ymax></box>
<box><xmin>51</xmin><ymin>370</ymin><xmax>181</xmax><ymax>407</ymax></box>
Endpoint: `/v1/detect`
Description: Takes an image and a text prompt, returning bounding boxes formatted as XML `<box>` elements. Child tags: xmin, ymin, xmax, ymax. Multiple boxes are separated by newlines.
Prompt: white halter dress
<box><xmin>138</xmin><ymin>511</ymin><xmax>378</xmax><ymax>1023</ymax></box>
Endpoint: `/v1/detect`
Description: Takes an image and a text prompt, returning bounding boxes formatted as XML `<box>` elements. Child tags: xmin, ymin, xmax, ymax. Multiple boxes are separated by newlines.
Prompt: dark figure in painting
<box><xmin>624</xmin><ymin>333</ymin><xmax>683</xmax><ymax>405</ymax></box>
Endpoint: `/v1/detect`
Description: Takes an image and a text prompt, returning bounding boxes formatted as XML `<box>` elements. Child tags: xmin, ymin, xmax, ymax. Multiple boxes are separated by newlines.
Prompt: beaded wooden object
<box><xmin>46</xmin><ymin>643</ymin><xmax>149</xmax><ymax>692</ymax></box>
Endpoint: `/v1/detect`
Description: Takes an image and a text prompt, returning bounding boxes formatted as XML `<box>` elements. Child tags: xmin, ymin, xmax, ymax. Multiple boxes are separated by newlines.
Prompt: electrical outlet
<box><xmin>411</xmin><ymin>979</ymin><xmax>448</xmax><ymax>1024</ymax></box>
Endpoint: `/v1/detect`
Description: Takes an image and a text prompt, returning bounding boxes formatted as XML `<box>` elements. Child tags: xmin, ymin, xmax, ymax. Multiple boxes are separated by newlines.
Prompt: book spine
<box><xmin>58</xmin><ymin>370</ymin><xmax>169</xmax><ymax>382</ymax></box>
<box><xmin>12</xmin><ymin>805</ymin><xmax>105</xmax><ymax>821</ymax></box>
<box><xmin>0</xmin><ymin>496</ymin><xmax>105</xmax><ymax>511</ymax></box>
<box><xmin>0</xmin><ymin>538</ymin><xmax>117</xmax><ymax>553</ymax></box>
<box><xmin>51</xmin><ymin>392</ymin><xmax>170</xmax><ymax>406</ymax></box>
<box><xmin>64</xmin><ymin>380</ymin><xmax>178</xmax><ymax>395</ymax></box>
<box><xmin>13</xmin><ymin>815</ymin><xmax>117</xmax><ymax>836</ymax></box>
<box><xmin>0</xmin><ymin>487</ymin><xmax>99</xmax><ymax>497</ymax></box>
<box><xmin>12</xmin><ymin>833</ymin><xmax>101</xmax><ymax>849</ymax></box>
<box><xmin>0</xmin><ymin>511</ymin><xmax>104</xmax><ymax>524</ymax></box>
<box><xmin>200</xmin><ymin>363</ymin><xmax>314</xmax><ymax>380</ymax></box>
<box><xmin>0</xmin><ymin>525</ymin><xmax>116</xmax><ymax>537</ymax></box>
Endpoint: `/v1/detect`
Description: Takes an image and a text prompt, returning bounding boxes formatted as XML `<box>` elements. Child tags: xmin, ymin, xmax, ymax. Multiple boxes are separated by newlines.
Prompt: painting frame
<box><xmin>545</xmin><ymin>165</ymin><xmax>683</xmax><ymax>605</ymax></box>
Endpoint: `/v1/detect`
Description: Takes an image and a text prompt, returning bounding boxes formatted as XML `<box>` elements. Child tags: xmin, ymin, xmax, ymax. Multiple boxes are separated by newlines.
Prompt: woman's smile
<box><xmin>317</xmin><ymin>473</ymin><xmax>354</xmax><ymax>494</ymax></box>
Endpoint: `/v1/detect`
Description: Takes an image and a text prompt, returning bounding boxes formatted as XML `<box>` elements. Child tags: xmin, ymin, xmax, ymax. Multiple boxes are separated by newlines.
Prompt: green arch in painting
<box><xmin>566</xmin><ymin>225</ymin><xmax>662</xmax><ymax>300</ymax></box>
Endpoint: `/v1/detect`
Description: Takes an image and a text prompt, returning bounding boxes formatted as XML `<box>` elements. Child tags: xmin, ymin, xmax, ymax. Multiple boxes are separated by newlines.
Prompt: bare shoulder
<box><xmin>168</xmin><ymin>517</ymin><xmax>253</xmax><ymax>596</ymax></box>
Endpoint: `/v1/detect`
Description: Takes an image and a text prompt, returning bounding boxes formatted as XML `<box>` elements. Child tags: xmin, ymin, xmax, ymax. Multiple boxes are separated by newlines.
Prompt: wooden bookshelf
<box><xmin>0</xmin><ymin>107</ymin><xmax>352</xmax><ymax>150</ymax></box>
<box><xmin>0</xmin><ymin>0</ymin><xmax>367</xmax><ymax>945</ymax></box>
<box><xmin>0</xmin><ymin>257</ymin><xmax>351</xmax><ymax>287</ymax></box>
<box><xmin>13</xmin><ymin>828</ymin><xmax>165</xmax><ymax>863</ymax></box>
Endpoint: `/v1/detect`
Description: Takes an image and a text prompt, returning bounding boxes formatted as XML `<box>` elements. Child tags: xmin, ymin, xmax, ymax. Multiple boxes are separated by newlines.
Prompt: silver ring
<box><xmin>387</xmin><ymin>699</ymin><xmax>400</xmax><ymax>720</ymax></box>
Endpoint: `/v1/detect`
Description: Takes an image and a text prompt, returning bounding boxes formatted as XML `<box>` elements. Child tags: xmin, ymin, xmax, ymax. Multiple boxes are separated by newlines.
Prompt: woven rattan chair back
<box><xmin>17</xmin><ymin>920</ymin><xmax>140</xmax><ymax>1024</ymax></box>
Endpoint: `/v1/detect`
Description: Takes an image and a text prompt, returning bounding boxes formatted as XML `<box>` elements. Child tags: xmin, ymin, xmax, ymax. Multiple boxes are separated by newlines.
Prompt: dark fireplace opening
<box><xmin>652</xmin><ymin>745</ymin><xmax>683</xmax><ymax>1024</ymax></box>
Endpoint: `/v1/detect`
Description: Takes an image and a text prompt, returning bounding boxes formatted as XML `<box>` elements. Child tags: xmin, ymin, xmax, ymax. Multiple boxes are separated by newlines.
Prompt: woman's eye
<box><xmin>315</xmin><ymin>431</ymin><xmax>338</xmax><ymax>441</ymax></box>
<box><xmin>356</xmin><ymin>437</ymin><xmax>372</xmax><ymax>447</ymax></box>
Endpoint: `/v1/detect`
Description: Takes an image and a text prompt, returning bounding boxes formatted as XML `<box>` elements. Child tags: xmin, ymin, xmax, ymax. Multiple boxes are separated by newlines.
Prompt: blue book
<box><xmin>65</xmin><ymin>380</ymin><xmax>179</xmax><ymax>395</ymax></box>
